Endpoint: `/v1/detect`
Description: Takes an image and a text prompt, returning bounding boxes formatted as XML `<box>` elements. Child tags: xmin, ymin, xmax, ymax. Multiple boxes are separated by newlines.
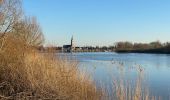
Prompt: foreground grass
<box><xmin>0</xmin><ymin>36</ymin><xmax>103</xmax><ymax>100</ymax></box>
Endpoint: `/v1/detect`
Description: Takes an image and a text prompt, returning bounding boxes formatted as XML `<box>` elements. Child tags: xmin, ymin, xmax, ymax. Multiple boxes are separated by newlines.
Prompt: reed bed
<box><xmin>0</xmin><ymin>36</ymin><xmax>103</xmax><ymax>100</ymax></box>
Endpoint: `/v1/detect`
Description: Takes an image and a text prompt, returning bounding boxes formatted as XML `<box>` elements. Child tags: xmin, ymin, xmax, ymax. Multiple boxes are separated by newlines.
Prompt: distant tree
<box><xmin>149</xmin><ymin>41</ymin><xmax>162</xmax><ymax>49</ymax></box>
<box><xmin>96</xmin><ymin>46</ymin><xmax>99</xmax><ymax>49</ymax></box>
<box><xmin>133</xmin><ymin>43</ymin><xmax>150</xmax><ymax>50</ymax></box>
<box><xmin>164</xmin><ymin>42</ymin><xmax>170</xmax><ymax>48</ymax></box>
<box><xmin>108</xmin><ymin>45</ymin><xmax>115</xmax><ymax>51</ymax></box>
<box><xmin>101</xmin><ymin>46</ymin><xmax>107</xmax><ymax>49</ymax></box>
<box><xmin>12</xmin><ymin>17</ymin><xmax>44</xmax><ymax>46</ymax></box>
<box><xmin>115</xmin><ymin>41</ymin><xmax>133</xmax><ymax>49</ymax></box>
<box><xmin>115</xmin><ymin>42</ymin><xmax>124</xmax><ymax>49</ymax></box>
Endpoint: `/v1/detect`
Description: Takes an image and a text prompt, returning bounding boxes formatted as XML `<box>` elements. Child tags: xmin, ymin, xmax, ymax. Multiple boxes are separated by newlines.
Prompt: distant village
<box><xmin>38</xmin><ymin>36</ymin><xmax>115</xmax><ymax>53</ymax></box>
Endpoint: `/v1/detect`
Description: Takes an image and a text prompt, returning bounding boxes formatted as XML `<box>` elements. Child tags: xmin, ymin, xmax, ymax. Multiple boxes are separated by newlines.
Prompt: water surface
<box><xmin>59</xmin><ymin>52</ymin><xmax>170</xmax><ymax>99</ymax></box>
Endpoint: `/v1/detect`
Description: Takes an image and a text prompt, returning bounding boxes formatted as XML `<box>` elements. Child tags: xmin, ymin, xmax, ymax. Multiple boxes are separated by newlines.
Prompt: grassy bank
<box><xmin>0</xmin><ymin>36</ymin><xmax>104</xmax><ymax>99</ymax></box>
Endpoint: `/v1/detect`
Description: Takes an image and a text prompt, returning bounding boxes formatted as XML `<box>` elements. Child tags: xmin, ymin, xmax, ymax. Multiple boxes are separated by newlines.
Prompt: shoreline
<box><xmin>115</xmin><ymin>48</ymin><xmax>170</xmax><ymax>54</ymax></box>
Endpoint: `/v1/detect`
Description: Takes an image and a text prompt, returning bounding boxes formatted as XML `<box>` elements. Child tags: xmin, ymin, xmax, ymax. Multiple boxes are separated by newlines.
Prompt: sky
<box><xmin>23</xmin><ymin>0</ymin><xmax>170</xmax><ymax>46</ymax></box>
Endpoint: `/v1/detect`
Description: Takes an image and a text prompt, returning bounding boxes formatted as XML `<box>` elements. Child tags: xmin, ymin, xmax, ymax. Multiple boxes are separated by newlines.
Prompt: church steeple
<box><xmin>71</xmin><ymin>36</ymin><xmax>73</xmax><ymax>47</ymax></box>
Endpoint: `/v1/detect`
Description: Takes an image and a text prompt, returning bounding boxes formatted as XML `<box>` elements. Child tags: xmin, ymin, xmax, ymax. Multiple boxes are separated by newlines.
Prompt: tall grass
<box><xmin>0</xmin><ymin>35</ymin><xmax>103</xmax><ymax>99</ymax></box>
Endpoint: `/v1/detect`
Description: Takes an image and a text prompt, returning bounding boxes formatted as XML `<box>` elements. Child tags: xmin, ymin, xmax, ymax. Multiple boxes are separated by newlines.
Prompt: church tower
<box><xmin>70</xmin><ymin>36</ymin><xmax>74</xmax><ymax>52</ymax></box>
<box><xmin>71</xmin><ymin>36</ymin><xmax>73</xmax><ymax>47</ymax></box>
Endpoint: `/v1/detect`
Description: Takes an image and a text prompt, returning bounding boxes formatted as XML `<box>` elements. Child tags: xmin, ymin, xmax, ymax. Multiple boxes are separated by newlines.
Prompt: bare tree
<box><xmin>0</xmin><ymin>0</ymin><xmax>22</xmax><ymax>38</ymax></box>
<box><xmin>0</xmin><ymin>0</ymin><xmax>22</xmax><ymax>50</ymax></box>
<box><xmin>13</xmin><ymin>17</ymin><xmax>44</xmax><ymax>46</ymax></box>
<box><xmin>0</xmin><ymin>0</ymin><xmax>44</xmax><ymax>49</ymax></box>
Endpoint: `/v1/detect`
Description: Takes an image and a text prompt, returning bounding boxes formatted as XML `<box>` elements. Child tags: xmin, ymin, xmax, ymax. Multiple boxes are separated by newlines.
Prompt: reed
<box><xmin>0</xmin><ymin>36</ymin><xmax>103</xmax><ymax>100</ymax></box>
<box><xmin>110</xmin><ymin>64</ymin><xmax>160</xmax><ymax>100</ymax></box>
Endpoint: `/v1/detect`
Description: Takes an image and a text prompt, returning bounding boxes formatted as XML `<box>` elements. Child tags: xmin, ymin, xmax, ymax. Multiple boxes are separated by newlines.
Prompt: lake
<box><xmin>59</xmin><ymin>52</ymin><xmax>170</xmax><ymax>99</ymax></box>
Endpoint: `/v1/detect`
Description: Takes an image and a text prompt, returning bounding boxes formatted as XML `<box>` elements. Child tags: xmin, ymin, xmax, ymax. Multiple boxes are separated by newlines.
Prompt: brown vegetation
<box><xmin>111</xmin><ymin>65</ymin><xmax>160</xmax><ymax>100</ymax></box>
<box><xmin>0</xmin><ymin>36</ymin><xmax>103</xmax><ymax>99</ymax></box>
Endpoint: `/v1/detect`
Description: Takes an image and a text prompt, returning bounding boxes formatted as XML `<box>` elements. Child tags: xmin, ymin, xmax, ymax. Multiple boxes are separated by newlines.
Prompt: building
<box><xmin>62</xmin><ymin>36</ymin><xmax>74</xmax><ymax>52</ymax></box>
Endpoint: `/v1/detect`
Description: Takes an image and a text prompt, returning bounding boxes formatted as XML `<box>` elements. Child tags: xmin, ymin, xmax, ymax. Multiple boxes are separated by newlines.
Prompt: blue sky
<box><xmin>23</xmin><ymin>0</ymin><xmax>170</xmax><ymax>46</ymax></box>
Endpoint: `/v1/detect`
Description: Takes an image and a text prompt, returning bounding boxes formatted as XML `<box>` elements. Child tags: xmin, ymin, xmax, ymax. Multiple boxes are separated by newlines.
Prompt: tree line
<box><xmin>115</xmin><ymin>41</ymin><xmax>170</xmax><ymax>50</ymax></box>
<box><xmin>114</xmin><ymin>41</ymin><xmax>170</xmax><ymax>54</ymax></box>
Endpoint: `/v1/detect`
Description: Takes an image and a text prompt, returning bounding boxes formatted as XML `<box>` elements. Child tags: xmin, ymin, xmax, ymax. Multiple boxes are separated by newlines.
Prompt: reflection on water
<box><xmin>58</xmin><ymin>52</ymin><xmax>170</xmax><ymax>99</ymax></box>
